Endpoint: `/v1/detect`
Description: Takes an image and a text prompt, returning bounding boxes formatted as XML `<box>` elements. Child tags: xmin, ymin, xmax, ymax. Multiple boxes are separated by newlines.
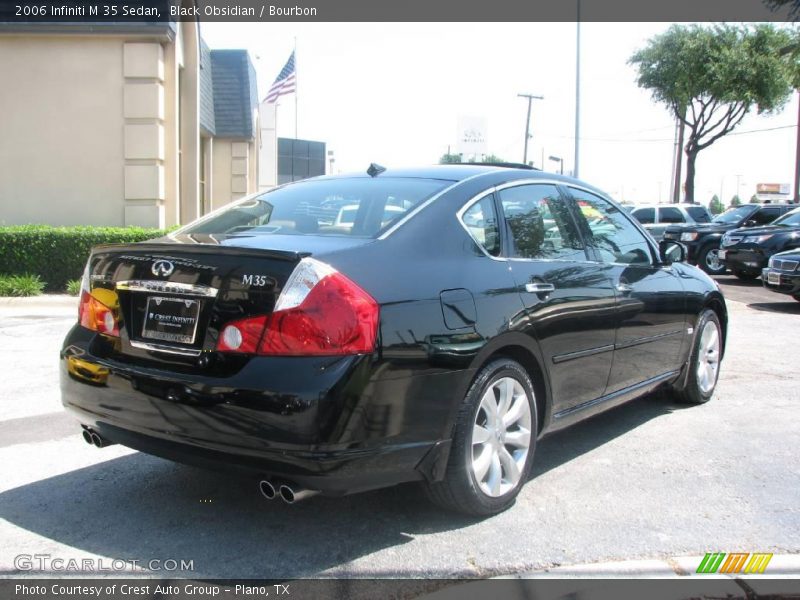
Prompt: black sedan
<box><xmin>762</xmin><ymin>249</ymin><xmax>800</xmax><ymax>301</ymax></box>
<box><xmin>61</xmin><ymin>165</ymin><xmax>727</xmax><ymax>516</ymax></box>
<box><xmin>719</xmin><ymin>207</ymin><xmax>800</xmax><ymax>279</ymax></box>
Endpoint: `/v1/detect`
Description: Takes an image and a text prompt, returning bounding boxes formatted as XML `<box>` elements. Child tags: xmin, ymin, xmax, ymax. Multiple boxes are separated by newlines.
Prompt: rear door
<box><xmin>566</xmin><ymin>188</ymin><xmax>688</xmax><ymax>394</ymax></box>
<box><xmin>496</xmin><ymin>182</ymin><xmax>617</xmax><ymax>414</ymax></box>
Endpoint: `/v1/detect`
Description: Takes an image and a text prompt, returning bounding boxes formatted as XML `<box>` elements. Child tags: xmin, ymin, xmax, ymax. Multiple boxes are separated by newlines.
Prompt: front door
<box><xmin>566</xmin><ymin>187</ymin><xmax>688</xmax><ymax>394</ymax></box>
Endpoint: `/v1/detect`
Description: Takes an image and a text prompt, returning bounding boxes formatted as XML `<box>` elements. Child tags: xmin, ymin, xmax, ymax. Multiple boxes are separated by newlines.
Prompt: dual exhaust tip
<box><xmin>81</xmin><ymin>427</ymin><xmax>115</xmax><ymax>448</ymax></box>
<box><xmin>259</xmin><ymin>479</ymin><xmax>318</xmax><ymax>504</ymax></box>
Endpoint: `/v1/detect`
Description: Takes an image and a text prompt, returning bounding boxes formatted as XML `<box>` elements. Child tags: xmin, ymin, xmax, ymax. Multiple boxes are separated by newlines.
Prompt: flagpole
<box><xmin>294</xmin><ymin>37</ymin><xmax>298</xmax><ymax>139</ymax></box>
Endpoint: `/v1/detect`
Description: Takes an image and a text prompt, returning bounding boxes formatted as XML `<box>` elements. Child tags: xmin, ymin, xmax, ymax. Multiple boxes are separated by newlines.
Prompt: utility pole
<box><xmin>673</xmin><ymin>113</ymin><xmax>686</xmax><ymax>203</ymax></box>
<box><xmin>795</xmin><ymin>90</ymin><xmax>800</xmax><ymax>203</ymax></box>
<box><xmin>518</xmin><ymin>93</ymin><xmax>544</xmax><ymax>166</ymax></box>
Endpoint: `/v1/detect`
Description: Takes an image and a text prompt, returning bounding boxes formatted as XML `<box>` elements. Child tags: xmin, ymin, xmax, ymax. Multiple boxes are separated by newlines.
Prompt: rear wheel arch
<box><xmin>466</xmin><ymin>335</ymin><xmax>550</xmax><ymax>436</ymax></box>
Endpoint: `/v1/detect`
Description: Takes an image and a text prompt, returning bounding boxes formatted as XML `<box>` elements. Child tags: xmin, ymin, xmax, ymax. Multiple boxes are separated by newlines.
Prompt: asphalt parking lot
<box><xmin>0</xmin><ymin>275</ymin><xmax>798</xmax><ymax>578</ymax></box>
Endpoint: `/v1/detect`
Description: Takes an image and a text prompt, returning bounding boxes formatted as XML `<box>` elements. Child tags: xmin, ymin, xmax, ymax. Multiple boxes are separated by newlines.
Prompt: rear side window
<box><xmin>498</xmin><ymin>184</ymin><xmax>585</xmax><ymax>261</ymax></box>
<box><xmin>631</xmin><ymin>208</ymin><xmax>655</xmax><ymax>224</ymax></box>
<box><xmin>462</xmin><ymin>196</ymin><xmax>501</xmax><ymax>256</ymax></box>
<box><xmin>659</xmin><ymin>206</ymin><xmax>685</xmax><ymax>224</ymax></box>
<box><xmin>179</xmin><ymin>177</ymin><xmax>449</xmax><ymax>238</ymax></box>
<box><xmin>686</xmin><ymin>205</ymin><xmax>712</xmax><ymax>223</ymax></box>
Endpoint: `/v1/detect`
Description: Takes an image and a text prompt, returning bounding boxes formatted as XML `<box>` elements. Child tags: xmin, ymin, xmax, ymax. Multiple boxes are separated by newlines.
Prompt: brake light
<box><xmin>216</xmin><ymin>258</ymin><xmax>379</xmax><ymax>356</ymax></box>
<box><xmin>79</xmin><ymin>289</ymin><xmax>120</xmax><ymax>337</ymax></box>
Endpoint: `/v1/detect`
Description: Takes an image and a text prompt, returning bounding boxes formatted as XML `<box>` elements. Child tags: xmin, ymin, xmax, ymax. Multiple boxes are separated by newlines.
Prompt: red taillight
<box><xmin>79</xmin><ymin>290</ymin><xmax>120</xmax><ymax>337</ymax></box>
<box><xmin>215</xmin><ymin>258</ymin><xmax>379</xmax><ymax>356</ymax></box>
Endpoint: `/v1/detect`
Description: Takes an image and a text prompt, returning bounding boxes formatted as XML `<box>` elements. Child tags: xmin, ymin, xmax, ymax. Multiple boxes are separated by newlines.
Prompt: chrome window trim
<box><xmin>115</xmin><ymin>280</ymin><xmax>218</xmax><ymax>298</ymax></box>
<box><xmin>378</xmin><ymin>171</ymin><xmax>500</xmax><ymax>240</ymax></box>
<box><xmin>456</xmin><ymin>188</ymin><xmax>507</xmax><ymax>262</ymax></box>
<box><xmin>129</xmin><ymin>340</ymin><xmax>203</xmax><ymax>357</ymax></box>
<box><xmin>456</xmin><ymin>179</ymin><xmax>600</xmax><ymax>266</ymax></box>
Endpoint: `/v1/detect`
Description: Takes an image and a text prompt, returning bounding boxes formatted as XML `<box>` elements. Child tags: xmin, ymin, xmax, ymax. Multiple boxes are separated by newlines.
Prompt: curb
<box><xmin>508</xmin><ymin>555</ymin><xmax>800</xmax><ymax>579</ymax></box>
<box><xmin>0</xmin><ymin>294</ymin><xmax>78</xmax><ymax>309</ymax></box>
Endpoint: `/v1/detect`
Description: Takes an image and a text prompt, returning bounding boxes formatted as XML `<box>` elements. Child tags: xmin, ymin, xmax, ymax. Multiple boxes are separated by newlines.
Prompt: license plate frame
<box><xmin>767</xmin><ymin>271</ymin><xmax>781</xmax><ymax>286</ymax></box>
<box><xmin>142</xmin><ymin>296</ymin><xmax>201</xmax><ymax>345</ymax></box>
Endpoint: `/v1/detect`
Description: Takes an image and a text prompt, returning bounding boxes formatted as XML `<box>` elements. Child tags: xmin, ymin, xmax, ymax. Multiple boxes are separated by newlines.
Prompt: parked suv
<box><xmin>630</xmin><ymin>203</ymin><xmax>712</xmax><ymax>241</ymax></box>
<box><xmin>663</xmin><ymin>203</ymin><xmax>795</xmax><ymax>275</ymax></box>
<box><xmin>719</xmin><ymin>207</ymin><xmax>800</xmax><ymax>279</ymax></box>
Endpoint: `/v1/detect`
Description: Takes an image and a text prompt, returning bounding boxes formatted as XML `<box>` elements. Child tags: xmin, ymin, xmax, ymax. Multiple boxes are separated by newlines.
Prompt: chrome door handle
<box><xmin>616</xmin><ymin>282</ymin><xmax>634</xmax><ymax>294</ymax></box>
<box><xmin>525</xmin><ymin>282</ymin><xmax>555</xmax><ymax>294</ymax></box>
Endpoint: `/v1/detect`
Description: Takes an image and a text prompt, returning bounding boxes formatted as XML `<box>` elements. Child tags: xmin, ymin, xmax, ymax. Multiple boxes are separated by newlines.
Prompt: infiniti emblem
<box><xmin>151</xmin><ymin>260</ymin><xmax>175</xmax><ymax>277</ymax></box>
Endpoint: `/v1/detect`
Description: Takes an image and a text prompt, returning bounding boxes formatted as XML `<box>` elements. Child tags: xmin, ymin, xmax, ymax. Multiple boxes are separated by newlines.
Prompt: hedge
<box><xmin>0</xmin><ymin>225</ymin><xmax>167</xmax><ymax>291</ymax></box>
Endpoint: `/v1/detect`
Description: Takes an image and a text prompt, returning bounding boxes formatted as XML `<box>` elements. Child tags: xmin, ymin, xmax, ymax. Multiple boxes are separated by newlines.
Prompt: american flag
<box><xmin>264</xmin><ymin>51</ymin><xmax>296</xmax><ymax>104</ymax></box>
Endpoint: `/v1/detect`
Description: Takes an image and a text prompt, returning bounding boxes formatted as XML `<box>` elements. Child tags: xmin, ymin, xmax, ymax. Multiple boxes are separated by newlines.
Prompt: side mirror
<box><xmin>659</xmin><ymin>240</ymin><xmax>687</xmax><ymax>264</ymax></box>
<box><xmin>744</xmin><ymin>219</ymin><xmax>758</xmax><ymax>227</ymax></box>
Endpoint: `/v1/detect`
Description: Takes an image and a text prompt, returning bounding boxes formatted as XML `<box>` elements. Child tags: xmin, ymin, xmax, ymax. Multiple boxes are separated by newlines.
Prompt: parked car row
<box><xmin>628</xmin><ymin>203</ymin><xmax>795</xmax><ymax>275</ymax></box>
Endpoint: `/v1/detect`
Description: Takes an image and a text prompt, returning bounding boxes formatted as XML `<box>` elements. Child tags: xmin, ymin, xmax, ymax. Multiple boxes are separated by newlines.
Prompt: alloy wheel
<box><xmin>705</xmin><ymin>249</ymin><xmax>722</xmax><ymax>272</ymax></box>
<box><xmin>696</xmin><ymin>320</ymin><xmax>721</xmax><ymax>395</ymax></box>
<box><xmin>471</xmin><ymin>377</ymin><xmax>532</xmax><ymax>497</ymax></box>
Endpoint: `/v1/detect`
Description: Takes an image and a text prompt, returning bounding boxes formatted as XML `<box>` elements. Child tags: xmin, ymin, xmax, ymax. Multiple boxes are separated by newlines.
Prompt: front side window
<box><xmin>461</xmin><ymin>195</ymin><xmax>501</xmax><ymax>256</ymax></box>
<box><xmin>659</xmin><ymin>206</ymin><xmax>685</xmax><ymax>224</ymax></box>
<box><xmin>498</xmin><ymin>184</ymin><xmax>585</xmax><ymax>261</ymax></box>
<box><xmin>178</xmin><ymin>177</ymin><xmax>450</xmax><ymax>238</ymax></box>
<box><xmin>686</xmin><ymin>205</ymin><xmax>712</xmax><ymax>223</ymax></box>
<box><xmin>569</xmin><ymin>189</ymin><xmax>652</xmax><ymax>265</ymax></box>
<box><xmin>774</xmin><ymin>207</ymin><xmax>800</xmax><ymax>227</ymax></box>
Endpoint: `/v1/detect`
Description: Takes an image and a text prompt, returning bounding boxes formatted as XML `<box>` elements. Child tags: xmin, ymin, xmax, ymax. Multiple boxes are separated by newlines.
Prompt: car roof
<box><xmin>320</xmin><ymin>164</ymin><xmax>554</xmax><ymax>182</ymax></box>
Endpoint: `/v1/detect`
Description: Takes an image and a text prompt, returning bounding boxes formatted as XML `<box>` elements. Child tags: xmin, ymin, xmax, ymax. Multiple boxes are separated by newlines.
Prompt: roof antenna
<box><xmin>367</xmin><ymin>163</ymin><xmax>386</xmax><ymax>177</ymax></box>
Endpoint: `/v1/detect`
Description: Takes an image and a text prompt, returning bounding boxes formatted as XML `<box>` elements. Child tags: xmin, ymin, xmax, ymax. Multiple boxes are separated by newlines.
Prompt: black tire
<box><xmin>698</xmin><ymin>245</ymin><xmax>726</xmax><ymax>275</ymax></box>
<box><xmin>733</xmin><ymin>270</ymin><xmax>759</xmax><ymax>281</ymax></box>
<box><xmin>425</xmin><ymin>358</ymin><xmax>538</xmax><ymax>516</ymax></box>
<box><xmin>672</xmin><ymin>309</ymin><xmax>722</xmax><ymax>405</ymax></box>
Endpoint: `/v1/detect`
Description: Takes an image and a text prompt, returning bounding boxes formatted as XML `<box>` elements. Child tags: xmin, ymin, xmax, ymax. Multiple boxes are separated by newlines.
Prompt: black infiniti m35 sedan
<box><xmin>61</xmin><ymin>165</ymin><xmax>727</xmax><ymax>515</ymax></box>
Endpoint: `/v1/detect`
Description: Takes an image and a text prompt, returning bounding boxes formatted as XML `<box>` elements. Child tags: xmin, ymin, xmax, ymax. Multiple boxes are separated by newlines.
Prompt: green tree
<box><xmin>730</xmin><ymin>194</ymin><xmax>742</xmax><ymax>207</ymax></box>
<box><xmin>709</xmin><ymin>194</ymin><xmax>725</xmax><ymax>214</ymax></box>
<box><xmin>630</xmin><ymin>24</ymin><xmax>797</xmax><ymax>202</ymax></box>
<box><xmin>750</xmin><ymin>193</ymin><xmax>759</xmax><ymax>202</ymax></box>
<box><xmin>439</xmin><ymin>152</ymin><xmax>462</xmax><ymax>164</ymax></box>
<box><xmin>481</xmin><ymin>154</ymin><xmax>506</xmax><ymax>163</ymax></box>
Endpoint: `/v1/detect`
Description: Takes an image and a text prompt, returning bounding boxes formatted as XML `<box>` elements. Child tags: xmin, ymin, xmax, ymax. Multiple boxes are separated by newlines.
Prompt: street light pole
<box><xmin>548</xmin><ymin>155</ymin><xmax>564</xmax><ymax>174</ymax></box>
<box><xmin>518</xmin><ymin>93</ymin><xmax>544</xmax><ymax>166</ymax></box>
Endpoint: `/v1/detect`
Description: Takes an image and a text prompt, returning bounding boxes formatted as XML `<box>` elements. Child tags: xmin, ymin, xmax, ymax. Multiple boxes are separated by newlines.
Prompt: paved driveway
<box><xmin>1</xmin><ymin>277</ymin><xmax>798</xmax><ymax>578</ymax></box>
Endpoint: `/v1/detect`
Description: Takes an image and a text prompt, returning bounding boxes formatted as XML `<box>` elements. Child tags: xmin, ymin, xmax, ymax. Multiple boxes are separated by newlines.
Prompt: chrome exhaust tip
<box><xmin>90</xmin><ymin>433</ymin><xmax>102</xmax><ymax>447</ymax></box>
<box><xmin>278</xmin><ymin>484</ymin><xmax>319</xmax><ymax>504</ymax></box>
<box><xmin>258</xmin><ymin>480</ymin><xmax>277</xmax><ymax>501</ymax></box>
<box><xmin>81</xmin><ymin>429</ymin><xmax>94</xmax><ymax>445</ymax></box>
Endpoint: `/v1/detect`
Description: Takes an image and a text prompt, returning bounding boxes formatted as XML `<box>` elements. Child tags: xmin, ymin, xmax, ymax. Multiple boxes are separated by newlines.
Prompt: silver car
<box><xmin>629</xmin><ymin>203</ymin><xmax>713</xmax><ymax>241</ymax></box>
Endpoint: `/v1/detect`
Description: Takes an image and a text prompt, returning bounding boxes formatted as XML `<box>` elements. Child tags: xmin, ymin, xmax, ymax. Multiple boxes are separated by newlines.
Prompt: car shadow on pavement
<box><xmin>747</xmin><ymin>301</ymin><xmax>800</xmax><ymax>314</ymax></box>
<box><xmin>0</xmin><ymin>392</ymin><xmax>683</xmax><ymax>579</ymax></box>
<box><xmin>531</xmin><ymin>391</ymin><xmax>684</xmax><ymax>479</ymax></box>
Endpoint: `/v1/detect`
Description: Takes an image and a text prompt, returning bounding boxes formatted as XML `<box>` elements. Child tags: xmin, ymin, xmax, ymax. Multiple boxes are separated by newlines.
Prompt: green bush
<box><xmin>65</xmin><ymin>279</ymin><xmax>82</xmax><ymax>296</ymax></box>
<box><xmin>0</xmin><ymin>225</ymin><xmax>166</xmax><ymax>291</ymax></box>
<box><xmin>0</xmin><ymin>274</ymin><xmax>46</xmax><ymax>297</ymax></box>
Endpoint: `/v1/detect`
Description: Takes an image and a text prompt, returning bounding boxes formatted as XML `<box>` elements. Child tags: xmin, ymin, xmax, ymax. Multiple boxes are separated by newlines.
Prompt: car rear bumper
<box><xmin>60</xmin><ymin>325</ymin><xmax>462</xmax><ymax>495</ymax></box>
<box><xmin>762</xmin><ymin>268</ymin><xmax>800</xmax><ymax>297</ymax></box>
<box><xmin>720</xmin><ymin>247</ymin><xmax>767</xmax><ymax>273</ymax></box>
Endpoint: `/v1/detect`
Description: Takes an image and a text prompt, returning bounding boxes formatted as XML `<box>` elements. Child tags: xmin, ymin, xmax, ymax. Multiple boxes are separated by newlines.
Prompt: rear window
<box><xmin>179</xmin><ymin>177</ymin><xmax>450</xmax><ymax>238</ymax></box>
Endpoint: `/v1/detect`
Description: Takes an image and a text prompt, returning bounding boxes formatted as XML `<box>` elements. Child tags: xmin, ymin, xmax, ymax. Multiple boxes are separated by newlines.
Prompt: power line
<box><xmin>541</xmin><ymin>123</ymin><xmax>797</xmax><ymax>144</ymax></box>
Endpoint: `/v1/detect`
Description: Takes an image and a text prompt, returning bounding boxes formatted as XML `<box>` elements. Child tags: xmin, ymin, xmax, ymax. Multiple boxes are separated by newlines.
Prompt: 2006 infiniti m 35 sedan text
<box><xmin>61</xmin><ymin>164</ymin><xmax>727</xmax><ymax>515</ymax></box>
